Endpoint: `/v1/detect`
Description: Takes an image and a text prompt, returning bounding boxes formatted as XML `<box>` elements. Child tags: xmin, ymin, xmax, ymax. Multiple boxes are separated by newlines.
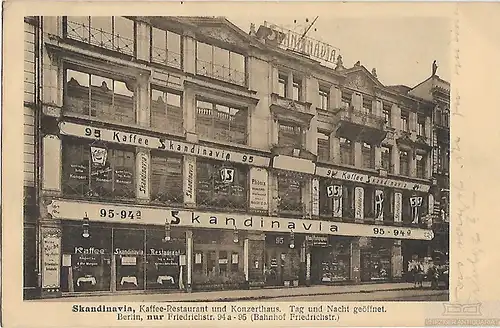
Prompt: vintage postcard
<box><xmin>2</xmin><ymin>1</ymin><xmax>500</xmax><ymax>327</ymax></box>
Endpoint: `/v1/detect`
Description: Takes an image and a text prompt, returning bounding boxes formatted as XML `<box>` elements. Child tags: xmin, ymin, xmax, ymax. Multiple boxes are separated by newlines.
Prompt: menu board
<box><xmin>42</xmin><ymin>228</ymin><xmax>61</xmax><ymax>289</ymax></box>
<box><xmin>68</xmin><ymin>163</ymin><xmax>89</xmax><ymax>181</ymax></box>
<box><xmin>115</xmin><ymin>168</ymin><xmax>133</xmax><ymax>185</ymax></box>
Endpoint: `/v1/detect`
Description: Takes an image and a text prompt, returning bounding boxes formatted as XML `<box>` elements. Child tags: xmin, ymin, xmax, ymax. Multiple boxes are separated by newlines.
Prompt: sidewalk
<box><xmin>34</xmin><ymin>282</ymin><xmax>418</xmax><ymax>302</ymax></box>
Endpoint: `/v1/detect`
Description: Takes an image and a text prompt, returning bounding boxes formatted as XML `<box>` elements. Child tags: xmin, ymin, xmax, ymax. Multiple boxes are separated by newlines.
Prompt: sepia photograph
<box><xmin>21</xmin><ymin>14</ymin><xmax>451</xmax><ymax>304</ymax></box>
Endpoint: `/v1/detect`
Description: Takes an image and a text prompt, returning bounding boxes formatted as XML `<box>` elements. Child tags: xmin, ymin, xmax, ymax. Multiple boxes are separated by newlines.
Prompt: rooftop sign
<box><xmin>257</xmin><ymin>21</ymin><xmax>339</xmax><ymax>64</ymax></box>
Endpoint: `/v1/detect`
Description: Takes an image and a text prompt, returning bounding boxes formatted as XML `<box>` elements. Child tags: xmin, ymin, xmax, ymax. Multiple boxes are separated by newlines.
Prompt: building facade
<box><xmin>23</xmin><ymin>16</ymin><xmax>439</xmax><ymax>299</ymax></box>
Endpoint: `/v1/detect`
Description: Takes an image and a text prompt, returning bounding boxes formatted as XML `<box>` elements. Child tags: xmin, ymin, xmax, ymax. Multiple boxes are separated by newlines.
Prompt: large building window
<box><xmin>362</xmin><ymin>142</ymin><xmax>374</xmax><ymax>169</ymax></box>
<box><xmin>277</xmin><ymin>74</ymin><xmax>287</xmax><ymax>98</ymax></box>
<box><xmin>196</xmin><ymin>41</ymin><xmax>246</xmax><ymax>86</ymax></box>
<box><xmin>417</xmin><ymin>115</ymin><xmax>425</xmax><ymax>137</ymax></box>
<box><xmin>64</xmin><ymin>16</ymin><xmax>135</xmax><ymax>56</ymax></box>
<box><xmin>62</xmin><ymin>140</ymin><xmax>135</xmax><ymax>199</ymax></box>
<box><xmin>278</xmin><ymin>123</ymin><xmax>304</xmax><ymax>148</ymax></box>
<box><xmin>151</xmin><ymin>153</ymin><xmax>183</xmax><ymax>205</ymax></box>
<box><xmin>317</xmin><ymin>132</ymin><xmax>330</xmax><ymax>162</ymax></box>
<box><xmin>399</xmin><ymin>150</ymin><xmax>410</xmax><ymax>176</ymax></box>
<box><xmin>362</xmin><ymin>97</ymin><xmax>372</xmax><ymax>114</ymax></box>
<box><xmin>400</xmin><ymin>111</ymin><xmax>409</xmax><ymax>132</ymax></box>
<box><xmin>341</xmin><ymin>91</ymin><xmax>352</xmax><ymax>109</ymax></box>
<box><xmin>340</xmin><ymin>137</ymin><xmax>354</xmax><ymax>165</ymax></box>
<box><xmin>196</xmin><ymin>99</ymin><xmax>247</xmax><ymax>145</ymax></box>
<box><xmin>150</xmin><ymin>27</ymin><xmax>181</xmax><ymax>69</ymax></box>
<box><xmin>416</xmin><ymin>153</ymin><xmax>426</xmax><ymax>178</ymax></box>
<box><xmin>319</xmin><ymin>88</ymin><xmax>329</xmax><ymax>110</ymax></box>
<box><xmin>197</xmin><ymin>160</ymin><xmax>248</xmax><ymax>211</ymax></box>
<box><xmin>277</xmin><ymin>171</ymin><xmax>305</xmax><ymax>215</ymax></box>
<box><xmin>292</xmin><ymin>78</ymin><xmax>302</xmax><ymax>101</ymax></box>
<box><xmin>383</xmin><ymin>104</ymin><xmax>391</xmax><ymax>126</ymax></box>
<box><xmin>65</xmin><ymin>68</ymin><xmax>135</xmax><ymax>124</ymax></box>
<box><xmin>381</xmin><ymin>146</ymin><xmax>392</xmax><ymax>172</ymax></box>
<box><xmin>151</xmin><ymin>88</ymin><xmax>183</xmax><ymax>134</ymax></box>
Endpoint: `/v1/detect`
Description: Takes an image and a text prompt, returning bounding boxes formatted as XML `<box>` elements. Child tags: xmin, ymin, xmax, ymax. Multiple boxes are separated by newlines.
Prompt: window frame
<box><xmin>381</xmin><ymin>145</ymin><xmax>392</xmax><ymax>172</ymax></box>
<box><xmin>150</xmin><ymin>151</ymin><xmax>184</xmax><ymax>205</ymax></box>
<box><xmin>400</xmin><ymin>111</ymin><xmax>409</xmax><ymax>132</ymax></box>
<box><xmin>150</xmin><ymin>87</ymin><xmax>184</xmax><ymax>134</ymax></box>
<box><xmin>277</xmin><ymin>122</ymin><xmax>305</xmax><ymax>149</ymax></box>
<box><xmin>339</xmin><ymin>137</ymin><xmax>354</xmax><ymax>166</ymax></box>
<box><xmin>150</xmin><ymin>26</ymin><xmax>182</xmax><ymax>69</ymax></box>
<box><xmin>399</xmin><ymin>149</ymin><xmax>410</xmax><ymax>176</ymax></box>
<box><xmin>319</xmin><ymin>88</ymin><xmax>329</xmax><ymax>110</ymax></box>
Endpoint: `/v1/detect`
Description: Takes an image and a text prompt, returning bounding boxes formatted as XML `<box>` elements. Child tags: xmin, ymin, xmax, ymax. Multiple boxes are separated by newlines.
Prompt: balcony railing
<box><xmin>336</xmin><ymin>107</ymin><xmax>386</xmax><ymax>130</ymax></box>
<box><xmin>196</xmin><ymin>59</ymin><xmax>246</xmax><ymax>87</ymax></box>
<box><xmin>65</xmin><ymin>19</ymin><xmax>135</xmax><ymax>56</ymax></box>
<box><xmin>196</xmin><ymin>107</ymin><xmax>247</xmax><ymax>145</ymax></box>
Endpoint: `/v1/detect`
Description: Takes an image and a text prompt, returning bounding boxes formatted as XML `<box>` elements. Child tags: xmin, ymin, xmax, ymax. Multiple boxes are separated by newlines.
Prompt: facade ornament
<box><xmin>372</xmin><ymin>68</ymin><xmax>377</xmax><ymax>78</ymax></box>
<box><xmin>249</xmin><ymin>23</ymin><xmax>256</xmax><ymax>36</ymax></box>
<box><xmin>335</xmin><ymin>54</ymin><xmax>344</xmax><ymax>71</ymax></box>
<box><xmin>432</xmin><ymin>60</ymin><xmax>438</xmax><ymax>76</ymax></box>
<box><xmin>354</xmin><ymin>60</ymin><xmax>361</xmax><ymax>67</ymax></box>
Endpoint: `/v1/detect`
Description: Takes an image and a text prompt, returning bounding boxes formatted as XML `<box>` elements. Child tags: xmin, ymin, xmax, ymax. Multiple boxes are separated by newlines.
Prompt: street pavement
<box><xmin>31</xmin><ymin>282</ymin><xmax>447</xmax><ymax>302</ymax></box>
<box><xmin>260</xmin><ymin>288</ymin><xmax>449</xmax><ymax>302</ymax></box>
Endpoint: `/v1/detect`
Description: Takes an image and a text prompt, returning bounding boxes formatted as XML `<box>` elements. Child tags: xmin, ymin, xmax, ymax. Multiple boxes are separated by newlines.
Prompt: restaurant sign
<box><xmin>47</xmin><ymin>199</ymin><xmax>434</xmax><ymax>241</ymax></box>
<box><xmin>59</xmin><ymin>122</ymin><xmax>270</xmax><ymax>168</ymax></box>
<box><xmin>315</xmin><ymin>166</ymin><xmax>431</xmax><ymax>192</ymax></box>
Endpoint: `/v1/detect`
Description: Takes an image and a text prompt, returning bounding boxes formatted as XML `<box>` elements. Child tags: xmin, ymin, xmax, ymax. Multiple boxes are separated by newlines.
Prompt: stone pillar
<box><xmin>269</xmin><ymin>172</ymin><xmax>279</xmax><ymax>215</ymax></box>
<box><xmin>354</xmin><ymin>187</ymin><xmax>364</xmax><ymax>222</ymax></box>
<box><xmin>302</xmin><ymin>178</ymin><xmax>313</xmax><ymax>218</ymax></box>
<box><xmin>270</xmin><ymin>64</ymin><xmax>279</xmax><ymax>95</ymax></box>
<box><xmin>391</xmin><ymin>240</ymin><xmax>403</xmax><ymax>281</ymax></box>
<box><xmin>350</xmin><ymin>238</ymin><xmax>361</xmax><ymax>283</ymax></box>
<box><xmin>409</xmin><ymin>149</ymin><xmax>417</xmax><ymax>178</ymax></box>
<box><xmin>183</xmin><ymin>155</ymin><xmax>196</xmax><ymax>207</ymax></box>
<box><xmin>409</xmin><ymin>111</ymin><xmax>417</xmax><ymax>133</ymax></box>
<box><xmin>394</xmin><ymin>192</ymin><xmax>403</xmax><ymax>224</ymax></box>
<box><xmin>426</xmin><ymin>151</ymin><xmax>433</xmax><ymax>179</ymax></box>
<box><xmin>42</xmin><ymin>135</ymin><xmax>61</xmax><ymax>193</ymax></box>
<box><xmin>136</xmin><ymin>149</ymin><xmax>150</xmax><ymax>202</ymax></box>
<box><xmin>184</xmin><ymin>87</ymin><xmax>197</xmax><ymax>142</ymax></box>
<box><xmin>186</xmin><ymin>230</ymin><xmax>193</xmax><ymax>292</ymax></box>
<box><xmin>331</xmin><ymin>135</ymin><xmax>340</xmax><ymax>164</ymax></box>
<box><xmin>39</xmin><ymin>222</ymin><xmax>62</xmax><ymax>298</ymax></box>
<box><xmin>329</xmin><ymin>85</ymin><xmax>341</xmax><ymax>110</ymax></box>
<box><xmin>354</xmin><ymin>142</ymin><xmax>363</xmax><ymax>167</ymax></box>
<box><xmin>135</xmin><ymin>21</ymin><xmax>150</xmax><ymax>62</ymax></box>
<box><xmin>305</xmin><ymin>248</ymin><xmax>311</xmax><ymax>286</ymax></box>
<box><xmin>136</xmin><ymin>73</ymin><xmax>150</xmax><ymax>128</ymax></box>
<box><xmin>392</xmin><ymin>146</ymin><xmax>400</xmax><ymax>175</ymax></box>
<box><xmin>42</xmin><ymin>50</ymin><xmax>60</xmax><ymax>106</ymax></box>
<box><xmin>391</xmin><ymin>104</ymin><xmax>401</xmax><ymax>130</ymax></box>
<box><xmin>287</xmin><ymin>73</ymin><xmax>294</xmax><ymax>99</ymax></box>
<box><xmin>374</xmin><ymin>146</ymin><xmax>382</xmax><ymax>169</ymax></box>
<box><xmin>425</xmin><ymin>116</ymin><xmax>432</xmax><ymax>140</ymax></box>
<box><xmin>183</xmin><ymin>32</ymin><xmax>196</xmax><ymax>75</ymax></box>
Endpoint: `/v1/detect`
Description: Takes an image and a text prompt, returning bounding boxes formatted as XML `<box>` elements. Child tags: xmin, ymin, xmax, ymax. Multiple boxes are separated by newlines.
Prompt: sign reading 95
<box><xmin>373</xmin><ymin>227</ymin><xmax>413</xmax><ymax>238</ymax></box>
<box><xmin>99</xmin><ymin>208</ymin><xmax>142</xmax><ymax>220</ymax></box>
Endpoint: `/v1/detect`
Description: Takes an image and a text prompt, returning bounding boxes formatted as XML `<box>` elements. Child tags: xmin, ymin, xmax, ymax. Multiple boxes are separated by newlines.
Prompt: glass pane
<box><xmin>151</xmin><ymin>27</ymin><xmax>167</xmax><ymax>63</ymax></box>
<box><xmin>66</xmin><ymin>16</ymin><xmax>90</xmax><ymax>42</ymax></box>
<box><xmin>89</xmin><ymin>17</ymin><xmax>113</xmax><ymax>49</ymax></box>
<box><xmin>166</xmin><ymin>31</ymin><xmax>181</xmax><ymax>54</ymax></box>
<box><xmin>62</xmin><ymin>143</ymin><xmax>90</xmax><ymax>197</ymax></box>
<box><xmin>113</xmin><ymin>150</ymin><xmax>135</xmax><ymax>198</ymax></box>
<box><xmin>113</xmin><ymin>80</ymin><xmax>134</xmax><ymax>123</ymax></box>
<box><xmin>65</xmin><ymin>70</ymin><xmax>90</xmax><ymax>115</ymax></box>
<box><xmin>151</xmin><ymin>89</ymin><xmax>166</xmax><ymax>128</ymax></box>
<box><xmin>196</xmin><ymin>42</ymin><xmax>213</xmax><ymax>75</ymax></box>
<box><xmin>113</xmin><ymin>17</ymin><xmax>134</xmax><ymax>55</ymax></box>
<box><xmin>151</xmin><ymin>155</ymin><xmax>183</xmax><ymax>204</ymax></box>
<box><xmin>90</xmin><ymin>74</ymin><xmax>113</xmax><ymax>119</ymax></box>
<box><xmin>213</xmin><ymin>47</ymin><xmax>229</xmax><ymax>68</ymax></box>
<box><xmin>167</xmin><ymin>93</ymin><xmax>181</xmax><ymax>107</ymax></box>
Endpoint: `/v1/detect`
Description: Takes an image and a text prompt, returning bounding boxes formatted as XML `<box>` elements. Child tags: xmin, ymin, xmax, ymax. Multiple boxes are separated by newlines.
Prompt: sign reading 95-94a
<box><xmin>47</xmin><ymin>199</ymin><xmax>435</xmax><ymax>241</ymax></box>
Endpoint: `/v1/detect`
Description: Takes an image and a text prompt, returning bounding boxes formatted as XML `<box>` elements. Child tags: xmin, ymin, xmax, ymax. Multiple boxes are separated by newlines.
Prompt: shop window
<box><xmin>60</xmin><ymin>225</ymin><xmax>112</xmax><ymax>292</ymax></box>
<box><xmin>317</xmin><ymin>131</ymin><xmax>330</xmax><ymax>162</ymax></box>
<box><xmin>381</xmin><ymin>146</ymin><xmax>392</xmax><ymax>172</ymax></box>
<box><xmin>399</xmin><ymin>150</ymin><xmax>410</xmax><ymax>176</ymax></box>
<box><xmin>196</xmin><ymin>99</ymin><xmax>248</xmax><ymax>145</ymax></box>
<box><xmin>218</xmin><ymin>251</ymin><xmax>229</xmax><ymax>275</ymax></box>
<box><xmin>360</xmin><ymin>240</ymin><xmax>392</xmax><ymax>281</ymax></box>
<box><xmin>342</xmin><ymin>184</ymin><xmax>355</xmax><ymax>219</ymax></box>
<box><xmin>150</xmin><ymin>88</ymin><xmax>183</xmax><ymax>134</ymax></box>
<box><xmin>319</xmin><ymin>88</ymin><xmax>329</xmax><ymax>110</ymax></box>
<box><xmin>114</xmin><ymin>229</ymin><xmax>145</xmax><ymax>291</ymax></box>
<box><xmin>150</xmin><ymin>27</ymin><xmax>181</xmax><ymax>69</ymax></box>
<box><xmin>362</xmin><ymin>142</ymin><xmax>374</xmax><ymax>169</ymax></box>
<box><xmin>340</xmin><ymin>137</ymin><xmax>354</xmax><ymax>165</ymax></box>
<box><xmin>417</xmin><ymin>115</ymin><xmax>426</xmax><ymax>137</ymax></box>
<box><xmin>364</xmin><ymin>186</ymin><xmax>375</xmax><ymax>219</ymax></box>
<box><xmin>231</xmin><ymin>252</ymin><xmax>239</xmax><ymax>272</ymax></box>
<box><xmin>145</xmin><ymin>229</ymin><xmax>185</xmax><ymax>290</ymax></box>
<box><xmin>400</xmin><ymin>111</ymin><xmax>409</xmax><ymax>132</ymax></box>
<box><xmin>277</xmin><ymin>74</ymin><xmax>287</xmax><ymax>98</ymax></box>
<box><xmin>151</xmin><ymin>152</ymin><xmax>183</xmax><ymax>205</ymax></box>
<box><xmin>416</xmin><ymin>153</ymin><xmax>426</xmax><ymax>178</ymax></box>
<box><xmin>320</xmin><ymin>238</ymin><xmax>350</xmax><ymax>282</ymax></box>
<box><xmin>64</xmin><ymin>68</ymin><xmax>135</xmax><ymax>124</ymax></box>
<box><xmin>193</xmin><ymin>252</ymin><xmax>203</xmax><ymax>274</ymax></box>
<box><xmin>277</xmin><ymin>171</ymin><xmax>305</xmax><ymax>215</ymax></box>
<box><xmin>196</xmin><ymin>41</ymin><xmax>246</xmax><ymax>86</ymax></box>
<box><xmin>278</xmin><ymin>123</ymin><xmax>304</xmax><ymax>149</ymax></box>
<box><xmin>196</xmin><ymin>160</ymin><xmax>248</xmax><ymax>211</ymax></box>
<box><xmin>64</xmin><ymin>16</ymin><xmax>135</xmax><ymax>56</ymax></box>
<box><xmin>207</xmin><ymin>251</ymin><xmax>217</xmax><ymax>275</ymax></box>
<box><xmin>62</xmin><ymin>140</ymin><xmax>135</xmax><ymax>200</ymax></box>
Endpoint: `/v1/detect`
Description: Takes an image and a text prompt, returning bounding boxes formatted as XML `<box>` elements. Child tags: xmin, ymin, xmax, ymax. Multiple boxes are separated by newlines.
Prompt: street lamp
<box><xmin>82</xmin><ymin>212</ymin><xmax>90</xmax><ymax>238</ymax></box>
<box><xmin>289</xmin><ymin>231</ymin><xmax>295</xmax><ymax>249</ymax></box>
<box><xmin>233</xmin><ymin>226</ymin><xmax>239</xmax><ymax>243</ymax></box>
<box><xmin>164</xmin><ymin>219</ymin><xmax>171</xmax><ymax>242</ymax></box>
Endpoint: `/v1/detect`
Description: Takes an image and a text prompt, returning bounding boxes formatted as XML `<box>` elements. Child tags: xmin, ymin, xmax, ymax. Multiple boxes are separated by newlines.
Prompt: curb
<box><xmin>174</xmin><ymin>286</ymin><xmax>420</xmax><ymax>302</ymax></box>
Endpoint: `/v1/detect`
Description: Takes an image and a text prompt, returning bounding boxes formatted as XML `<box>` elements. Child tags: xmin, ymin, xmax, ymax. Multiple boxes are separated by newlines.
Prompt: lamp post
<box><xmin>82</xmin><ymin>212</ymin><xmax>90</xmax><ymax>238</ymax></box>
<box><xmin>233</xmin><ymin>226</ymin><xmax>239</xmax><ymax>243</ymax></box>
<box><xmin>164</xmin><ymin>219</ymin><xmax>171</xmax><ymax>242</ymax></box>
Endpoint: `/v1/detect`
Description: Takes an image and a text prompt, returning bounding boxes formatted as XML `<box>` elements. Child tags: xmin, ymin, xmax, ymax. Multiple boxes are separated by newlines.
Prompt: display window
<box><xmin>114</xmin><ymin>229</ymin><xmax>145</xmax><ymax>291</ymax></box>
<box><xmin>320</xmin><ymin>239</ymin><xmax>350</xmax><ymax>282</ymax></box>
<box><xmin>60</xmin><ymin>225</ymin><xmax>112</xmax><ymax>292</ymax></box>
<box><xmin>360</xmin><ymin>239</ymin><xmax>392</xmax><ymax>282</ymax></box>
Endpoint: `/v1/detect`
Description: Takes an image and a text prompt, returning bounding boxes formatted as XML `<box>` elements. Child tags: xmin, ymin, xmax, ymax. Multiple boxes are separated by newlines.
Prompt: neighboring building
<box><xmin>24</xmin><ymin>16</ymin><xmax>438</xmax><ymax>299</ymax></box>
<box><xmin>409</xmin><ymin>72</ymin><xmax>450</xmax><ymax>261</ymax></box>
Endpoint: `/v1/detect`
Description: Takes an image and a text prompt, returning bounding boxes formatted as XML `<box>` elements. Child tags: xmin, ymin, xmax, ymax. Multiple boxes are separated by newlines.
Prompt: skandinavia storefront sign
<box><xmin>315</xmin><ymin>166</ymin><xmax>431</xmax><ymax>192</ymax></box>
<box><xmin>47</xmin><ymin>199</ymin><xmax>434</xmax><ymax>241</ymax></box>
<box><xmin>59</xmin><ymin>121</ymin><xmax>270</xmax><ymax>167</ymax></box>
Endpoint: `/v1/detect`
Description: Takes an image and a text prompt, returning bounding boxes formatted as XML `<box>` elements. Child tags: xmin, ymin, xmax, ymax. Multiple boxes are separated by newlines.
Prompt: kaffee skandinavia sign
<box><xmin>47</xmin><ymin>199</ymin><xmax>434</xmax><ymax>241</ymax></box>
